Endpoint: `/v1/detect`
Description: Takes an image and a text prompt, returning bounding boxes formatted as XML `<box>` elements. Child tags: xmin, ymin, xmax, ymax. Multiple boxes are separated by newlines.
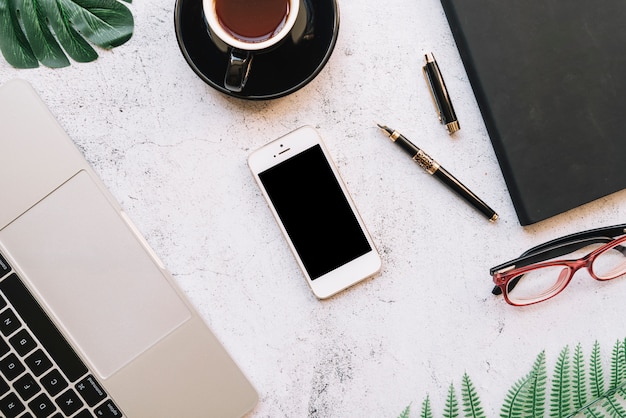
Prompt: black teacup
<box><xmin>203</xmin><ymin>0</ymin><xmax>308</xmax><ymax>92</ymax></box>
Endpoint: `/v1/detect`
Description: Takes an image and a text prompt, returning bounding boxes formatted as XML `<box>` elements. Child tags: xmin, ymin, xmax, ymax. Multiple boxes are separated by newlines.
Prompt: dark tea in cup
<box><xmin>215</xmin><ymin>0</ymin><xmax>291</xmax><ymax>43</ymax></box>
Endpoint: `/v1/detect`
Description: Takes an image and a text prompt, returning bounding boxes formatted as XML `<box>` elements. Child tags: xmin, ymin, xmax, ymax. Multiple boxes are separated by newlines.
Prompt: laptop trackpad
<box><xmin>0</xmin><ymin>171</ymin><xmax>191</xmax><ymax>378</ymax></box>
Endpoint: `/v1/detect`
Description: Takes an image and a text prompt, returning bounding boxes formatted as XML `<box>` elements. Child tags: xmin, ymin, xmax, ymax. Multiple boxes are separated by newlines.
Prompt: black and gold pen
<box><xmin>377</xmin><ymin>124</ymin><xmax>498</xmax><ymax>222</ymax></box>
<box><xmin>423</xmin><ymin>53</ymin><xmax>460</xmax><ymax>134</ymax></box>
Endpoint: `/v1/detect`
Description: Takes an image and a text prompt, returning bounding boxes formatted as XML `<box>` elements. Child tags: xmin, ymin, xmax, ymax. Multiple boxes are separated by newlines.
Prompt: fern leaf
<box><xmin>571</xmin><ymin>340</ymin><xmax>626</xmax><ymax>418</ymax></box>
<box><xmin>443</xmin><ymin>383</ymin><xmax>460</xmax><ymax>418</ymax></box>
<box><xmin>420</xmin><ymin>396</ymin><xmax>433</xmax><ymax>418</ymax></box>
<box><xmin>590</xmin><ymin>341</ymin><xmax>606</xmax><ymax>399</ymax></box>
<box><xmin>461</xmin><ymin>372</ymin><xmax>486</xmax><ymax>418</ymax></box>
<box><xmin>614</xmin><ymin>339</ymin><xmax>626</xmax><ymax>391</ymax></box>
<box><xmin>617</xmin><ymin>339</ymin><xmax>626</xmax><ymax>398</ymax></box>
<box><xmin>610</xmin><ymin>340</ymin><xmax>624</xmax><ymax>390</ymax></box>
<box><xmin>550</xmin><ymin>345</ymin><xmax>572</xmax><ymax>418</ymax></box>
<box><xmin>501</xmin><ymin>374</ymin><xmax>532</xmax><ymax>418</ymax></box>
<box><xmin>602</xmin><ymin>392</ymin><xmax>626</xmax><ymax>418</ymax></box>
<box><xmin>573</xmin><ymin>343</ymin><xmax>588</xmax><ymax>410</ymax></box>
<box><xmin>397</xmin><ymin>404</ymin><xmax>411</xmax><ymax>418</ymax></box>
<box><xmin>621</xmin><ymin>339</ymin><xmax>626</xmax><ymax>386</ymax></box>
<box><xmin>525</xmin><ymin>350</ymin><xmax>548</xmax><ymax>418</ymax></box>
<box><xmin>618</xmin><ymin>340</ymin><xmax>626</xmax><ymax>386</ymax></box>
<box><xmin>583</xmin><ymin>406</ymin><xmax>607</xmax><ymax>418</ymax></box>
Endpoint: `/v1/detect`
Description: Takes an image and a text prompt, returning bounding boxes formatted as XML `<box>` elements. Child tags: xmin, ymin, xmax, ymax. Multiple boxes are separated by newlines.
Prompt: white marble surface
<box><xmin>2</xmin><ymin>0</ymin><xmax>626</xmax><ymax>416</ymax></box>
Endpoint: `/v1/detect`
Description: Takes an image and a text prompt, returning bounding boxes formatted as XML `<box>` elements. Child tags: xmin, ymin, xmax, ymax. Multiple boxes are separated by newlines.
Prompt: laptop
<box><xmin>0</xmin><ymin>79</ymin><xmax>258</xmax><ymax>417</ymax></box>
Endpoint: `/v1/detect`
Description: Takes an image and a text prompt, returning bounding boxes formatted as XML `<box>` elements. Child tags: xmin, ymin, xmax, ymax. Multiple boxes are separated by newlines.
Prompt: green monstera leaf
<box><xmin>0</xmin><ymin>0</ymin><xmax>133</xmax><ymax>68</ymax></box>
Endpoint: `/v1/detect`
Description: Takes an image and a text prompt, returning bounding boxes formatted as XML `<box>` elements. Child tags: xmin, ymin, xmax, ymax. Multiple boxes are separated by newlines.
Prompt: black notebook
<box><xmin>440</xmin><ymin>0</ymin><xmax>626</xmax><ymax>225</ymax></box>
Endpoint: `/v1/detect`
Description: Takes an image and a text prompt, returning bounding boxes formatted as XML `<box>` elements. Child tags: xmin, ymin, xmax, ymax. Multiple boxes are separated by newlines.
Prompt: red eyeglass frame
<box><xmin>491</xmin><ymin>225</ymin><xmax>626</xmax><ymax>306</ymax></box>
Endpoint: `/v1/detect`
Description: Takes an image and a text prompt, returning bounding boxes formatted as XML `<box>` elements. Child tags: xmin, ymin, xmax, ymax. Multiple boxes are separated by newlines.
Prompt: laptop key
<box><xmin>0</xmin><ymin>374</ymin><xmax>9</xmax><ymax>395</ymax></box>
<box><xmin>55</xmin><ymin>388</ymin><xmax>84</xmax><ymax>415</ymax></box>
<box><xmin>28</xmin><ymin>392</ymin><xmax>55</xmax><ymax>418</ymax></box>
<box><xmin>0</xmin><ymin>335</ymin><xmax>10</xmax><ymax>356</ymax></box>
<box><xmin>0</xmin><ymin>308</ymin><xmax>21</xmax><ymax>336</ymax></box>
<box><xmin>25</xmin><ymin>349</ymin><xmax>53</xmax><ymax>377</ymax></box>
<box><xmin>75</xmin><ymin>375</ymin><xmax>106</xmax><ymax>407</ymax></box>
<box><xmin>41</xmin><ymin>369</ymin><xmax>68</xmax><ymax>397</ymax></box>
<box><xmin>9</xmin><ymin>329</ymin><xmax>37</xmax><ymax>356</ymax></box>
<box><xmin>0</xmin><ymin>274</ymin><xmax>88</xmax><ymax>381</ymax></box>
<box><xmin>0</xmin><ymin>353</ymin><xmax>26</xmax><ymax>380</ymax></box>
<box><xmin>13</xmin><ymin>373</ymin><xmax>40</xmax><ymax>401</ymax></box>
<box><xmin>94</xmin><ymin>400</ymin><xmax>123</xmax><ymax>417</ymax></box>
<box><xmin>0</xmin><ymin>252</ymin><xmax>10</xmax><ymax>277</ymax></box>
<box><xmin>74</xmin><ymin>410</ymin><xmax>95</xmax><ymax>418</ymax></box>
<box><xmin>0</xmin><ymin>392</ymin><xmax>26</xmax><ymax>417</ymax></box>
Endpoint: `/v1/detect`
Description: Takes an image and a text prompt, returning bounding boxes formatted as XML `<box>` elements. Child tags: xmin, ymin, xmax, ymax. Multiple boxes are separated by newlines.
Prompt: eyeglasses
<box><xmin>491</xmin><ymin>224</ymin><xmax>626</xmax><ymax>306</ymax></box>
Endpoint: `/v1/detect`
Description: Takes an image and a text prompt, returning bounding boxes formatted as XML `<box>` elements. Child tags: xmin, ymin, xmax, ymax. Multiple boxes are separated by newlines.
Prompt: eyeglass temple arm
<box><xmin>517</xmin><ymin>224</ymin><xmax>626</xmax><ymax>257</ymax></box>
<box><xmin>490</xmin><ymin>235</ymin><xmax>626</xmax><ymax>295</ymax></box>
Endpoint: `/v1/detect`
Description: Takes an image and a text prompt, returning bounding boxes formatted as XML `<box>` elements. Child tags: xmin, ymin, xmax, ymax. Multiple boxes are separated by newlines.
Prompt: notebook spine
<box><xmin>439</xmin><ymin>0</ymin><xmax>532</xmax><ymax>225</ymax></box>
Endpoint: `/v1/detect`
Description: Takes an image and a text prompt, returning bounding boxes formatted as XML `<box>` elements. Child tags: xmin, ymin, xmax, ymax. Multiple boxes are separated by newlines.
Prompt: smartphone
<box><xmin>248</xmin><ymin>126</ymin><xmax>382</xmax><ymax>299</ymax></box>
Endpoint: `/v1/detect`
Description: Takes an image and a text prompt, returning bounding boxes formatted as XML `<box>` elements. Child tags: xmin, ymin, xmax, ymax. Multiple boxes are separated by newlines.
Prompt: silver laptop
<box><xmin>0</xmin><ymin>79</ymin><xmax>258</xmax><ymax>417</ymax></box>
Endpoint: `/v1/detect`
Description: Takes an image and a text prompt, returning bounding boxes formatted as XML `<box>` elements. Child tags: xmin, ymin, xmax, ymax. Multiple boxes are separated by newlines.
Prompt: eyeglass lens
<box><xmin>506</xmin><ymin>265</ymin><xmax>571</xmax><ymax>304</ymax></box>
<box><xmin>592</xmin><ymin>241</ymin><xmax>626</xmax><ymax>279</ymax></box>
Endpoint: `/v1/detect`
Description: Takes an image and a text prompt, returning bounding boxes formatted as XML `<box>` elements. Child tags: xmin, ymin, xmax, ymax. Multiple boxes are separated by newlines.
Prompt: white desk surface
<box><xmin>2</xmin><ymin>0</ymin><xmax>626</xmax><ymax>416</ymax></box>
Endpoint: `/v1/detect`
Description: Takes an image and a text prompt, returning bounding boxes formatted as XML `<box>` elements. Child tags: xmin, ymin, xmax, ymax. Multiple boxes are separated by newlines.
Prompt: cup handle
<box><xmin>225</xmin><ymin>49</ymin><xmax>253</xmax><ymax>92</ymax></box>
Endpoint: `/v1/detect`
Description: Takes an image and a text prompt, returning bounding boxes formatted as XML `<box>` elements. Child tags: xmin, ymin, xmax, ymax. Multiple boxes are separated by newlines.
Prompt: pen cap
<box><xmin>423</xmin><ymin>53</ymin><xmax>460</xmax><ymax>134</ymax></box>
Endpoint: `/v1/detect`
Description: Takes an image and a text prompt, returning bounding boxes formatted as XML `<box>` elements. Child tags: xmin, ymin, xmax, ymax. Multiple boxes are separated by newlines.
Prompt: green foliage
<box><xmin>397</xmin><ymin>339</ymin><xmax>626</xmax><ymax>418</ymax></box>
<box><xmin>398</xmin><ymin>404</ymin><xmax>411</xmax><ymax>418</ymax></box>
<box><xmin>500</xmin><ymin>371</ymin><xmax>530</xmax><ymax>418</ymax></box>
<box><xmin>498</xmin><ymin>351</ymin><xmax>548</xmax><ymax>418</ymax></box>
<box><xmin>444</xmin><ymin>384</ymin><xmax>459</xmax><ymax>418</ymax></box>
<box><xmin>421</xmin><ymin>398</ymin><xmax>433</xmax><ymax>418</ymax></box>
<box><xmin>550</xmin><ymin>346</ymin><xmax>572</xmax><ymax>417</ymax></box>
<box><xmin>590</xmin><ymin>341</ymin><xmax>606</xmax><ymax>399</ymax></box>
<box><xmin>462</xmin><ymin>373</ymin><xmax>487</xmax><ymax>418</ymax></box>
<box><xmin>525</xmin><ymin>351</ymin><xmax>548</xmax><ymax>418</ymax></box>
<box><xmin>573</xmin><ymin>343</ymin><xmax>588</xmax><ymax>410</ymax></box>
<box><xmin>0</xmin><ymin>0</ymin><xmax>133</xmax><ymax>68</ymax></box>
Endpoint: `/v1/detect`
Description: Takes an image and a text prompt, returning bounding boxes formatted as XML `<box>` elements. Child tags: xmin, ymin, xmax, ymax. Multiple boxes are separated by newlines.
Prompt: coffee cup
<box><xmin>203</xmin><ymin>0</ymin><xmax>305</xmax><ymax>93</ymax></box>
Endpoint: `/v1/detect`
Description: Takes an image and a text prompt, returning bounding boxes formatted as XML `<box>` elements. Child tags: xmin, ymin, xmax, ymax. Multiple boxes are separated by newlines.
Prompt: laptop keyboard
<box><xmin>0</xmin><ymin>252</ymin><xmax>123</xmax><ymax>418</ymax></box>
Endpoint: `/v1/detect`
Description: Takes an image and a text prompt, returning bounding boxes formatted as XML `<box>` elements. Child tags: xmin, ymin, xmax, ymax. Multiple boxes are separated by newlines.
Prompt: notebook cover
<box><xmin>439</xmin><ymin>0</ymin><xmax>626</xmax><ymax>225</ymax></box>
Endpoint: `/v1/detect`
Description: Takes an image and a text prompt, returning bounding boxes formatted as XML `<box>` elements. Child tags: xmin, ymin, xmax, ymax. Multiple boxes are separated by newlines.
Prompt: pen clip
<box><xmin>423</xmin><ymin>59</ymin><xmax>443</xmax><ymax>123</ymax></box>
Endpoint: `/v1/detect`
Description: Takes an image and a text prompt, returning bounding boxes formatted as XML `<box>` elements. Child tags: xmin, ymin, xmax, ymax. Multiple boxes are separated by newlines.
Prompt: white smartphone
<box><xmin>248</xmin><ymin>126</ymin><xmax>382</xmax><ymax>299</ymax></box>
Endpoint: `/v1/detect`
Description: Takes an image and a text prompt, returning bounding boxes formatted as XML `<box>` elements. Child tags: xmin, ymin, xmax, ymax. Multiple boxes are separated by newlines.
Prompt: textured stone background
<box><xmin>2</xmin><ymin>0</ymin><xmax>626</xmax><ymax>416</ymax></box>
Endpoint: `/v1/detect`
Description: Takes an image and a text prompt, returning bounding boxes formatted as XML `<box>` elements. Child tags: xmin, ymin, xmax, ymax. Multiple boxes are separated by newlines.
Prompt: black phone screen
<box><xmin>258</xmin><ymin>145</ymin><xmax>372</xmax><ymax>280</ymax></box>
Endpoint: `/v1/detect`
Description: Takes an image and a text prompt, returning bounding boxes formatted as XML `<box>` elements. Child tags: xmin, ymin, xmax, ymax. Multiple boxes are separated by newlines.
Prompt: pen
<box><xmin>377</xmin><ymin>124</ymin><xmax>498</xmax><ymax>222</ymax></box>
<box><xmin>423</xmin><ymin>53</ymin><xmax>460</xmax><ymax>134</ymax></box>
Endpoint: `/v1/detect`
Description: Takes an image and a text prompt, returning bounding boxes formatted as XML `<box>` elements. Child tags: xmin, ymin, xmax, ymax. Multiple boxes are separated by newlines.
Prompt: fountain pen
<box><xmin>377</xmin><ymin>124</ymin><xmax>498</xmax><ymax>222</ymax></box>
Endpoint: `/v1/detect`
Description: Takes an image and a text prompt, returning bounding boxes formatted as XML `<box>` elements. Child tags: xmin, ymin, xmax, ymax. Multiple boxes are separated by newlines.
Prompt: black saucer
<box><xmin>174</xmin><ymin>0</ymin><xmax>339</xmax><ymax>100</ymax></box>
